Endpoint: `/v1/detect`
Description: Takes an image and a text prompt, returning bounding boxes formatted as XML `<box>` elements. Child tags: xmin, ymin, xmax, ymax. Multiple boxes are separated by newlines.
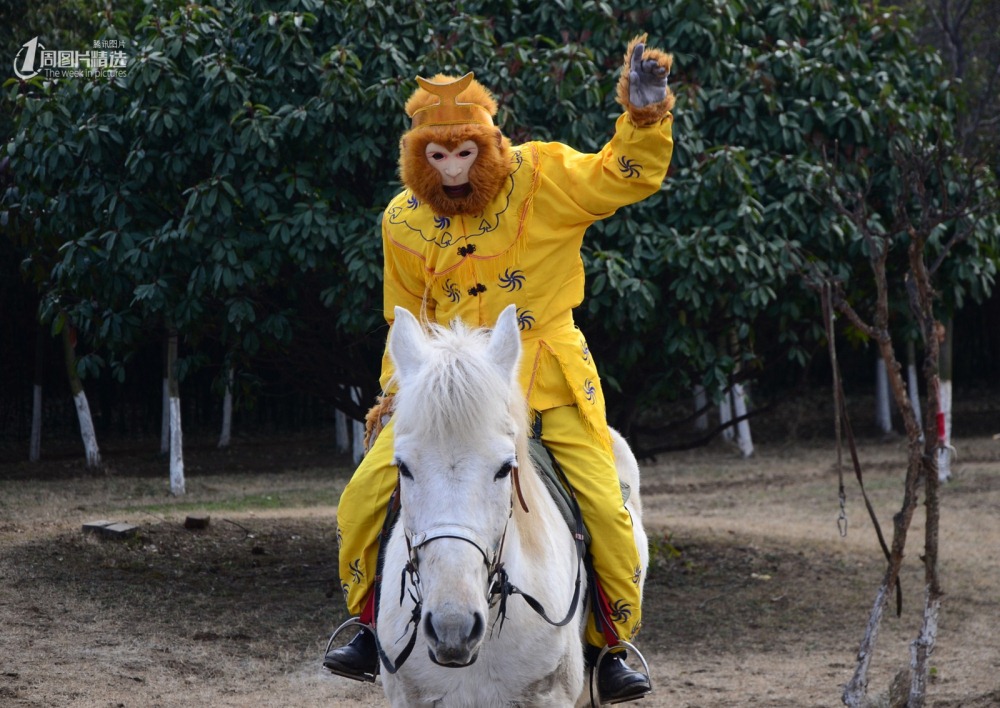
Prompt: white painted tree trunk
<box><xmin>350</xmin><ymin>386</ymin><xmax>365</xmax><ymax>465</ymax></box>
<box><xmin>875</xmin><ymin>357</ymin><xmax>892</xmax><ymax>434</ymax></box>
<box><xmin>937</xmin><ymin>380</ymin><xmax>953</xmax><ymax>482</ymax></box>
<box><xmin>62</xmin><ymin>326</ymin><xmax>101</xmax><ymax>468</ymax></box>
<box><xmin>719</xmin><ymin>389</ymin><xmax>734</xmax><ymax>442</ymax></box>
<box><xmin>30</xmin><ymin>384</ymin><xmax>42</xmax><ymax>462</ymax></box>
<box><xmin>170</xmin><ymin>396</ymin><xmax>185</xmax><ymax>495</ymax></box>
<box><xmin>352</xmin><ymin>420</ymin><xmax>365</xmax><ymax>463</ymax></box>
<box><xmin>160</xmin><ymin>377</ymin><xmax>170</xmax><ymax>454</ymax></box>
<box><xmin>218</xmin><ymin>366</ymin><xmax>233</xmax><ymax>449</ymax></box>
<box><xmin>693</xmin><ymin>384</ymin><xmax>708</xmax><ymax>432</ymax></box>
<box><xmin>723</xmin><ymin>331</ymin><xmax>752</xmax><ymax>453</ymax></box>
<box><xmin>907</xmin><ymin>340</ymin><xmax>923</xmax><ymax>433</ymax></box>
<box><xmin>937</xmin><ymin>320</ymin><xmax>953</xmax><ymax>482</ymax></box>
<box><xmin>732</xmin><ymin>383</ymin><xmax>754</xmax><ymax>458</ymax></box>
<box><xmin>30</xmin><ymin>327</ymin><xmax>43</xmax><ymax>462</ymax></box>
<box><xmin>74</xmin><ymin>390</ymin><xmax>101</xmax><ymax>468</ymax></box>
<box><xmin>166</xmin><ymin>331</ymin><xmax>185</xmax><ymax>495</ymax></box>
<box><xmin>334</xmin><ymin>408</ymin><xmax>350</xmax><ymax>454</ymax></box>
<box><xmin>843</xmin><ymin>582</ymin><xmax>890</xmax><ymax>706</ymax></box>
<box><xmin>909</xmin><ymin>588</ymin><xmax>941</xmax><ymax>705</ymax></box>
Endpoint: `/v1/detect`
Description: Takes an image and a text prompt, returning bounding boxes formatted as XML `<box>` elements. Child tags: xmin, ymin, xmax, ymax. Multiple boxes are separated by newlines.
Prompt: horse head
<box><xmin>387</xmin><ymin>304</ymin><xmax>524</xmax><ymax>668</ymax></box>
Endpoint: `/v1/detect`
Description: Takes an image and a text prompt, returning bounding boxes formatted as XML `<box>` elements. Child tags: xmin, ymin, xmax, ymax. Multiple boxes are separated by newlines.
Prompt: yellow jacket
<box><xmin>379</xmin><ymin>111</ymin><xmax>674</xmax><ymax>449</ymax></box>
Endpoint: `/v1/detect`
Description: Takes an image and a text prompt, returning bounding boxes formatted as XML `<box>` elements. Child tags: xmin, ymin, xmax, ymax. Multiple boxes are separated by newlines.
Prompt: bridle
<box><xmin>405</xmin><ymin>521</ymin><xmax>509</xmax><ymax>581</ymax></box>
<box><xmin>370</xmin><ymin>472</ymin><xmax>514</xmax><ymax>675</ymax></box>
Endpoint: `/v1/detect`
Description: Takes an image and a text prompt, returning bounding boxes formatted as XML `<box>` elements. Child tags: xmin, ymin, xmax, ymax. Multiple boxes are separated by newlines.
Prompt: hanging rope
<box><xmin>822</xmin><ymin>280</ymin><xmax>903</xmax><ymax>616</ymax></box>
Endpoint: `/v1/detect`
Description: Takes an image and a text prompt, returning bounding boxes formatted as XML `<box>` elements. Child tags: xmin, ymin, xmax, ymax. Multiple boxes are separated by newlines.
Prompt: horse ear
<box><xmin>488</xmin><ymin>305</ymin><xmax>522</xmax><ymax>380</ymax></box>
<box><xmin>389</xmin><ymin>306</ymin><xmax>428</xmax><ymax>383</ymax></box>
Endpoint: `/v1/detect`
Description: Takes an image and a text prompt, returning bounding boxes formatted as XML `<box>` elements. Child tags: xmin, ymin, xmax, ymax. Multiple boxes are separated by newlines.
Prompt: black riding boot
<box><xmin>323</xmin><ymin>628</ymin><xmax>379</xmax><ymax>682</ymax></box>
<box><xmin>585</xmin><ymin>644</ymin><xmax>652</xmax><ymax>704</ymax></box>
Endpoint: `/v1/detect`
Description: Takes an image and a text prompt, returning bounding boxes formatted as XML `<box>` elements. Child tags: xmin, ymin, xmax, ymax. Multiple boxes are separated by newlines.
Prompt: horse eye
<box><xmin>494</xmin><ymin>462</ymin><xmax>513</xmax><ymax>480</ymax></box>
<box><xmin>397</xmin><ymin>461</ymin><xmax>413</xmax><ymax>479</ymax></box>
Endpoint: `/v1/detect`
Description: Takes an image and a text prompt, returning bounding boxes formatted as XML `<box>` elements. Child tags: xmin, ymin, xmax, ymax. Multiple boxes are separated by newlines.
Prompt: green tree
<box><xmin>555</xmin><ymin>1</ymin><xmax>998</xmax><ymax>449</ymax></box>
<box><xmin>7</xmin><ymin>1</ymin><xmax>384</xmax><ymax>418</ymax></box>
<box><xmin>903</xmin><ymin>0</ymin><xmax>1000</xmax><ymax>160</ymax></box>
<box><xmin>2</xmin><ymin>0</ymin><xmax>151</xmax><ymax>465</ymax></box>
<box><xmin>5</xmin><ymin>0</ymin><xmax>998</xmax><ymax>450</ymax></box>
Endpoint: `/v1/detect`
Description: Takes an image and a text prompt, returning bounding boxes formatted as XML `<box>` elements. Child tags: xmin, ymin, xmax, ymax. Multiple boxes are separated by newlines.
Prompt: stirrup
<box><xmin>324</xmin><ymin>616</ymin><xmax>379</xmax><ymax>683</ymax></box>
<box><xmin>588</xmin><ymin>639</ymin><xmax>652</xmax><ymax>706</ymax></box>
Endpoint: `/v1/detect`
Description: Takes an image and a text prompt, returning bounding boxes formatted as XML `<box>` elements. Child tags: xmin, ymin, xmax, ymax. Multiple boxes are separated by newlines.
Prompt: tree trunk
<box><xmin>160</xmin><ymin>337</ymin><xmax>170</xmax><ymax>455</ymax></box>
<box><xmin>836</xmin><ymin>234</ymin><xmax>942</xmax><ymax>707</ymax></box>
<box><xmin>909</xmin><ymin>587</ymin><xmax>942</xmax><ymax>706</ymax></box>
<box><xmin>936</xmin><ymin>319</ymin><xmax>953</xmax><ymax>481</ymax></box>
<box><xmin>728</xmin><ymin>330</ymin><xmax>753</xmax><ymax>456</ymax></box>
<box><xmin>822</xmin><ymin>126</ymin><xmax>962</xmax><ymax>708</ymax></box>
<box><xmin>350</xmin><ymin>386</ymin><xmax>365</xmax><ymax>465</ymax></box>
<box><xmin>875</xmin><ymin>355</ymin><xmax>892</xmax><ymax>434</ymax></box>
<box><xmin>718</xmin><ymin>389</ymin><xmax>734</xmax><ymax>441</ymax></box>
<box><xmin>335</xmin><ymin>408</ymin><xmax>350</xmax><ymax>454</ymax></box>
<box><xmin>692</xmin><ymin>384</ymin><xmax>709</xmax><ymax>432</ymax></box>
<box><xmin>335</xmin><ymin>385</ymin><xmax>350</xmax><ymax>455</ymax></box>
<box><xmin>167</xmin><ymin>330</ymin><xmax>185</xmax><ymax>495</ymax></box>
<box><xmin>62</xmin><ymin>326</ymin><xmax>101</xmax><ymax>468</ymax></box>
<box><xmin>906</xmin><ymin>339</ymin><xmax>923</xmax><ymax>434</ymax></box>
<box><xmin>732</xmin><ymin>382</ymin><xmax>754</xmax><ymax>458</ymax></box>
<box><xmin>29</xmin><ymin>325</ymin><xmax>43</xmax><ymax>462</ymax></box>
<box><xmin>218</xmin><ymin>365</ymin><xmax>233</xmax><ymax>448</ymax></box>
<box><xmin>843</xmin><ymin>333</ymin><xmax>926</xmax><ymax>708</ymax></box>
<box><xmin>843</xmin><ymin>582</ymin><xmax>891</xmax><ymax>707</ymax></box>
<box><xmin>906</xmin><ymin>312</ymin><xmax>945</xmax><ymax>708</ymax></box>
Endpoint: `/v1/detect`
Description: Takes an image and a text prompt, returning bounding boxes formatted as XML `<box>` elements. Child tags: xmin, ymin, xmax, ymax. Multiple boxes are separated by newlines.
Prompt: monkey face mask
<box><xmin>425</xmin><ymin>140</ymin><xmax>479</xmax><ymax>198</ymax></box>
<box><xmin>398</xmin><ymin>73</ymin><xmax>512</xmax><ymax>216</ymax></box>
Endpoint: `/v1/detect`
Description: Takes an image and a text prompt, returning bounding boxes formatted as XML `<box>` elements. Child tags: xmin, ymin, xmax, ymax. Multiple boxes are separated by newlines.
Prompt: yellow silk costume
<box><xmin>337</xmin><ymin>110</ymin><xmax>673</xmax><ymax>647</ymax></box>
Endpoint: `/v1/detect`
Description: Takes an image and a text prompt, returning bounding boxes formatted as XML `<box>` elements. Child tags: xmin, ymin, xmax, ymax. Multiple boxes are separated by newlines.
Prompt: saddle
<box><xmin>527</xmin><ymin>435</ymin><xmax>632</xmax><ymax>547</ymax></box>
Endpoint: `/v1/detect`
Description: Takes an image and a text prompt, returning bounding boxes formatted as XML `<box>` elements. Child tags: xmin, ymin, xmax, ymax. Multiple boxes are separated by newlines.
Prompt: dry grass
<box><xmin>1</xmin><ymin>432</ymin><xmax>999</xmax><ymax>707</ymax></box>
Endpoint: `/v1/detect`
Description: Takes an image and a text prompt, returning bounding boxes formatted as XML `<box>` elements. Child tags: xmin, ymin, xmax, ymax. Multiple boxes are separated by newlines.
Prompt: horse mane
<box><xmin>391</xmin><ymin>319</ymin><xmax>526</xmax><ymax>446</ymax></box>
<box><xmin>391</xmin><ymin>317</ymin><xmax>553</xmax><ymax>553</ymax></box>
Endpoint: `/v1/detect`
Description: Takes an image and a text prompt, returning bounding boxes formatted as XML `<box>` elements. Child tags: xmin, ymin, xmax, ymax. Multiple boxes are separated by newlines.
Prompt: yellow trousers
<box><xmin>336</xmin><ymin>405</ymin><xmax>643</xmax><ymax>647</ymax></box>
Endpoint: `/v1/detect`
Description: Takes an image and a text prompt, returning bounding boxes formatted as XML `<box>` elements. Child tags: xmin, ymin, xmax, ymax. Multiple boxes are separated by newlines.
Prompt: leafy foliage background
<box><xmin>2</xmin><ymin>0</ymin><xmax>998</xmax><ymax>438</ymax></box>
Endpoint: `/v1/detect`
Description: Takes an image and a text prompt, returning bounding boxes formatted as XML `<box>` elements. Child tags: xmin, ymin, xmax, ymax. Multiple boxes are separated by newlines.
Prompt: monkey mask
<box><xmin>399</xmin><ymin>73</ymin><xmax>512</xmax><ymax>217</ymax></box>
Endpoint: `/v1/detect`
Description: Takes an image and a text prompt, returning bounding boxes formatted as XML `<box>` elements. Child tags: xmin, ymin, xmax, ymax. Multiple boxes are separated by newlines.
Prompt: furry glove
<box><xmin>629</xmin><ymin>42</ymin><xmax>668</xmax><ymax>107</ymax></box>
<box><xmin>616</xmin><ymin>33</ymin><xmax>675</xmax><ymax>126</ymax></box>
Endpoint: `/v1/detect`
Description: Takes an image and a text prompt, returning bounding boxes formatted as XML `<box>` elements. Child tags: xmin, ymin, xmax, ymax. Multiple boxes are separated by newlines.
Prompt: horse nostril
<box><xmin>423</xmin><ymin>611</ymin><xmax>439</xmax><ymax>643</ymax></box>
<box><xmin>469</xmin><ymin>611</ymin><xmax>484</xmax><ymax>643</ymax></box>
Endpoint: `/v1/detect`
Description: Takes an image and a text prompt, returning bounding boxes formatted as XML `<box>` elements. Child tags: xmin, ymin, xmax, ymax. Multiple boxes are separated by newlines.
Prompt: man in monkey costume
<box><xmin>325</xmin><ymin>34</ymin><xmax>674</xmax><ymax>704</ymax></box>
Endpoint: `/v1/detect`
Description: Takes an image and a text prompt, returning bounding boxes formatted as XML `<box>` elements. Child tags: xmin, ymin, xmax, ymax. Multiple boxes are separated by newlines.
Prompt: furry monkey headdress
<box><xmin>399</xmin><ymin>73</ymin><xmax>513</xmax><ymax>216</ymax></box>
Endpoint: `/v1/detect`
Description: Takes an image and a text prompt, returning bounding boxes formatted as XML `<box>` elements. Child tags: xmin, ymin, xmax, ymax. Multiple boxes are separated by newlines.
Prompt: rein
<box><xmin>489</xmin><ymin>441</ymin><xmax>587</xmax><ymax>635</ymax></box>
<box><xmin>369</xmin><ymin>487</ymin><xmax>420</xmax><ymax>675</ymax></box>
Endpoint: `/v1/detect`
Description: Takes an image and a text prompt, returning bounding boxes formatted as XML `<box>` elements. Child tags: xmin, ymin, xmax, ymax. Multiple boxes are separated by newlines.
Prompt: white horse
<box><xmin>376</xmin><ymin>304</ymin><xmax>647</xmax><ymax>707</ymax></box>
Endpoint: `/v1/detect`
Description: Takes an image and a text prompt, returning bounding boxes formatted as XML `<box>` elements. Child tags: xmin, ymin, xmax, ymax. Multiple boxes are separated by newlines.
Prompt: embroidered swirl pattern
<box><xmin>499</xmin><ymin>268</ymin><xmax>526</xmax><ymax>291</ymax></box>
<box><xmin>617</xmin><ymin>156</ymin><xmax>642</xmax><ymax>178</ymax></box>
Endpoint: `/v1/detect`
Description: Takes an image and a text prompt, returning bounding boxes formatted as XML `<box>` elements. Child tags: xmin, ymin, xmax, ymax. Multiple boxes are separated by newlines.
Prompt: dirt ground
<box><xmin>1</xmin><ymin>429</ymin><xmax>999</xmax><ymax>708</ymax></box>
